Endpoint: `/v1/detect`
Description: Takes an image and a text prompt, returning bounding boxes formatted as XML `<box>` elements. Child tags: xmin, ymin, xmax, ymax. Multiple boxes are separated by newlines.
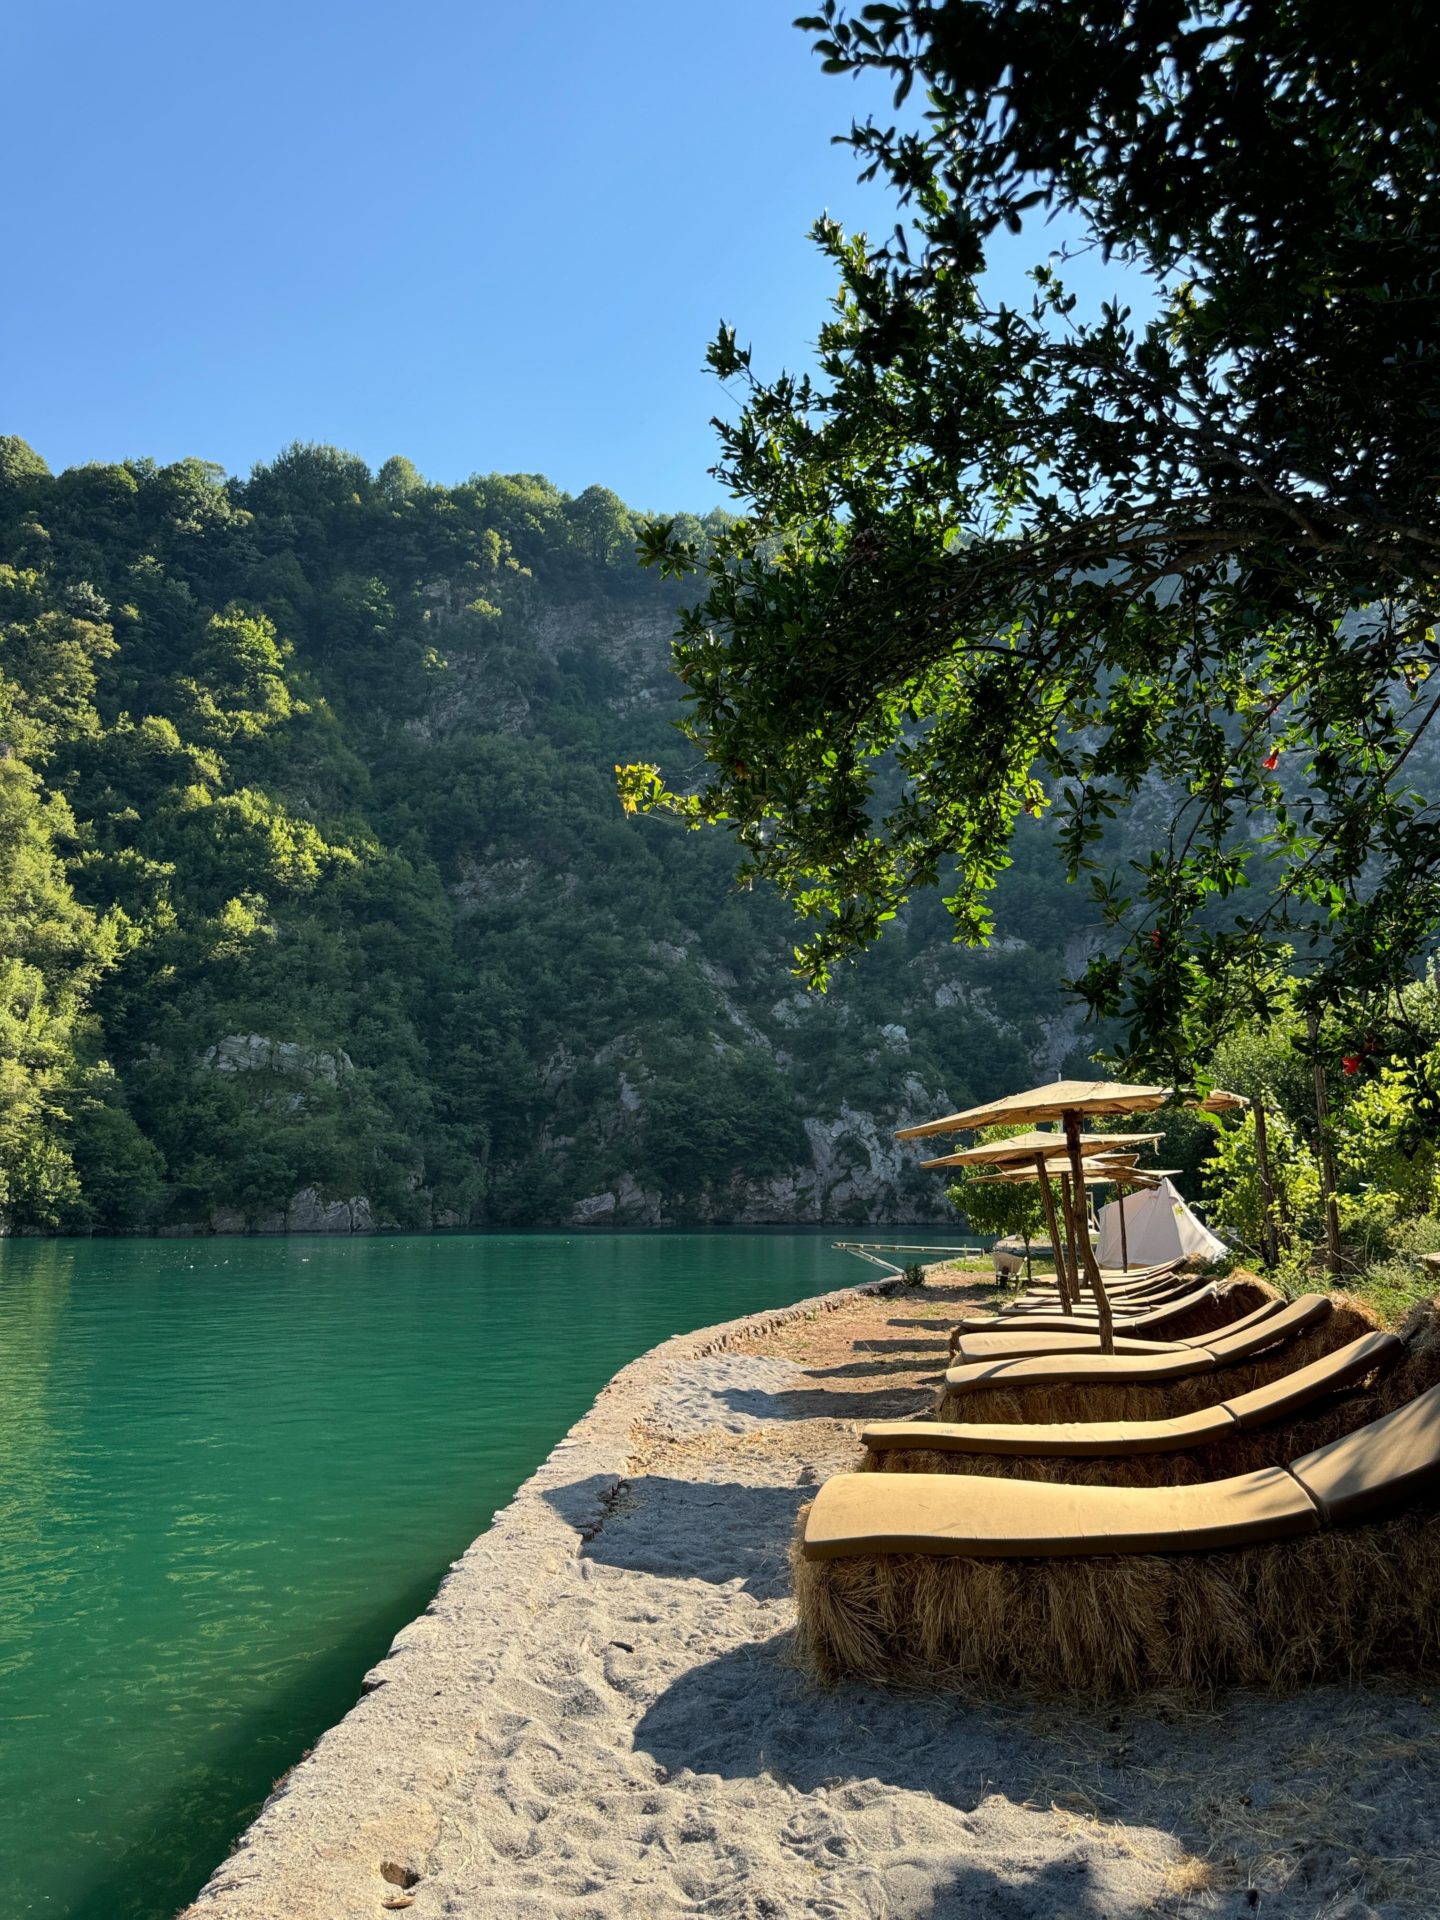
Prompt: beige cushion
<box><xmin>998</xmin><ymin>1293</ymin><xmax>1174</xmax><ymax>1319</ymax></box>
<box><xmin>1290</xmin><ymin>1381</ymin><xmax>1440</xmax><ymax>1524</ymax></box>
<box><xmin>800</xmin><ymin>1467</ymin><xmax>1322</xmax><ymax>1559</ymax></box>
<box><xmin>1001</xmin><ymin>1274</ymin><xmax>1186</xmax><ymax>1313</ymax></box>
<box><xmin>963</xmin><ymin>1297</ymin><xmax>1284</xmax><ymax>1363</ymax></box>
<box><xmin>955</xmin><ymin>1330</ymin><xmax>1193</xmax><ymax>1361</ymax></box>
<box><xmin>981</xmin><ymin>1284</ymin><xmax>1216</xmax><ymax>1339</ymax></box>
<box><xmin>997</xmin><ymin>1281</ymin><xmax>1202</xmax><ymax>1323</ymax></box>
<box><xmin>872</xmin><ymin>1331</ymin><xmax>1403</xmax><ymax>1460</ymax></box>
<box><xmin>944</xmin><ymin>1346</ymin><xmax>1214</xmax><ymax>1392</ymax></box>
<box><xmin>1225</xmin><ymin>1331</ymin><xmax>1404</xmax><ymax>1431</ymax></box>
<box><xmin>1201</xmin><ymin>1292</ymin><xmax>1328</xmax><ymax>1361</ymax></box>
<box><xmin>947</xmin><ymin>1294</ymin><xmax>1331</xmax><ymax>1393</ymax></box>
<box><xmin>862</xmin><ymin>1404</ymin><xmax>1239</xmax><ymax>1457</ymax></box>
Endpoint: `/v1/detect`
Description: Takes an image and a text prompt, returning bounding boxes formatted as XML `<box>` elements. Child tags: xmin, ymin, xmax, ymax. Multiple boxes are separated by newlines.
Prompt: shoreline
<box><xmin>181</xmin><ymin>1272</ymin><xmax>903</xmax><ymax>1918</ymax></box>
<box><xmin>183</xmin><ymin>1268</ymin><xmax>1440</xmax><ymax>1919</ymax></box>
<box><xmin>0</xmin><ymin>1222</ymin><xmax>965</xmax><ymax>1242</ymax></box>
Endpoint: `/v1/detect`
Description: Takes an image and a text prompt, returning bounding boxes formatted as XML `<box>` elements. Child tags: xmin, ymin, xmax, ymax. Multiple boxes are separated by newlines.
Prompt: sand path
<box><xmin>185</xmin><ymin>1272</ymin><xmax>1440</xmax><ymax>1919</ymax></box>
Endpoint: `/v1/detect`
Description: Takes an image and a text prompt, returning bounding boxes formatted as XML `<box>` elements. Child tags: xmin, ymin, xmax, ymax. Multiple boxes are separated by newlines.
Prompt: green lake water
<box><xmin>0</xmin><ymin>1230</ymin><xmax>961</xmax><ymax>1917</ymax></box>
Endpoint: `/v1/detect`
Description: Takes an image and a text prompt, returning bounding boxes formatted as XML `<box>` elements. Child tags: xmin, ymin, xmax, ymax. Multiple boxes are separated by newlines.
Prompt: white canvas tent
<box><xmin>1096</xmin><ymin>1176</ymin><xmax>1226</xmax><ymax>1269</ymax></box>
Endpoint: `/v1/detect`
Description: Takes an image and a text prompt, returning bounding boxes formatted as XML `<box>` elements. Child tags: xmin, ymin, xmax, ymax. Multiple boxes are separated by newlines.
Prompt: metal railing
<box><xmin>832</xmin><ymin>1240</ymin><xmax>988</xmax><ymax>1273</ymax></box>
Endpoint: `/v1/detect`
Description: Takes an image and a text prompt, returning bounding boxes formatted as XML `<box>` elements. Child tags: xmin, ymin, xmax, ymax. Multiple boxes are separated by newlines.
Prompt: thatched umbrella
<box><xmin>919</xmin><ymin>1126</ymin><xmax>1161</xmax><ymax>1311</ymax></box>
<box><xmin>973</xmin><ymin>1155</ymin><xmax>1173</xmax><ymax>1274</ymax></box>
<box><xmin>974</xmin><ymin>1159</ymin><xmax>1167</xmax><ymax>1185</ymax></box>
<box><xmin>917</xmin><ymin>1129</ymin><xmax>1163</xmax><ymax>1169</ymax></box>
<box><xmin>898</xmin><ymin>1080</ymin><xmax>1172</xmax><ymax>1350</ymax></box>
<box><xmin>1193</xmin><ymin>1088</ymin><xmax>1249</xmax><ymax>1113</ymax></box>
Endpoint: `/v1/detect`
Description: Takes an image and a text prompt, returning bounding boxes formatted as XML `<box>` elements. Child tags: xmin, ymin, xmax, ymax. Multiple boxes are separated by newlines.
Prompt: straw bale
<box><xmin>933</xmin><ymin>1291</ymin><xmax>1379</xmax><ymax>1427</ymax></box>
<box><xmin>790</xmin><ymin>1500</ymin><xmax>1440</xmax><ymax>1693</ymax></box>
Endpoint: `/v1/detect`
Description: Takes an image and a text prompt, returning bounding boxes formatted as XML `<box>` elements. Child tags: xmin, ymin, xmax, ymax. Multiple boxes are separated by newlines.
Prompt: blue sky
<box><xmin>5</xmin><ymin>2</ymin><xmax>1135</xmax><ymax>509</ymax></box>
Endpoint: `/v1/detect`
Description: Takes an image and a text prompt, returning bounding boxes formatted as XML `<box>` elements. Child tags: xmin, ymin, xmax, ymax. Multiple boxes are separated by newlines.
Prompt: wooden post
<box><xmin>1253</xmin><ymin>1092</ymin><xmax>1279</xmax><ymax>1267</ymax></box>
<box><xmin>1033</xmin><ymin>1155</ymin><xmax>1071</xmax><ymax>1311</ymax></box>
<box><xmin>1306</xmin><ymin>1013</ymin><xmax>1343</xmax><ymax>1278</ymax></box>
<box><xmin>1065</xmin><ymin>1109</ymin><xmax>1116</xmax><ymax>1352</ymax></box>
<box><xmin>1117</xmin><ymin>1184</ymin><xmax>1130</xmax><ymax>1274</ymax></box>
<box><xmin>1059</xmin><ymin>1172</ymin><xmax>1083</xmax><ymax>1304</ymax></box>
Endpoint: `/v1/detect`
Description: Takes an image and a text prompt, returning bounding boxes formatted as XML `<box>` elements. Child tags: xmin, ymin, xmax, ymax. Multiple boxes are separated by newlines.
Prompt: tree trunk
<box><xmin>1059</xmin><ymin>1172</ymin><xmax>1082</xmax><ymax>1304</ymax></box>
<box><xmin>1253</xmin><ymin>1093</ymin><xmax>1280</xmax><ymax>1266</ymax></box>
<box><xmin>1307</xmin><ymin>1012</ymin><xmax>1343</xmax><ymax>1278</ymax></box>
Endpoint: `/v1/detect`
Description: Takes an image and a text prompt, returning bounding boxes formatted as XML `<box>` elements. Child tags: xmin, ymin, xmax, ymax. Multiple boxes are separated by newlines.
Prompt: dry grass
<box><xmin>1005</xmin><ymin>1689</ymin><xmax>1440</xmax><ymax>1908</ymax></box>
<box><xmin>791</xmin><ymin>1503</ymin><xmax>1440</xmax><ymax>1694</ymax></box>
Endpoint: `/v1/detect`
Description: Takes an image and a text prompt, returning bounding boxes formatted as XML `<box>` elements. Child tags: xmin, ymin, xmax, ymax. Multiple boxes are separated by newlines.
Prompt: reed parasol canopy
<box><xmin>896</xmin><ymin>1078</ymin><xmax>1172</xmax><ymax>1142</ymax></box>
<box><xmin>898</xmin><ymin>1078</ymin><xmax>1175</xmax><ymax>1348</ymax></box>
<box><xmin>919</xmin><ymin>1128</ymin><xmax>1162</xmax><ymax>1171</ymax></box>
<box><xmin>1191</xmin><ymin>1088</ymin><xmax>1250</xmax><ymax>1113</ymax></box>
<box><xmin>972</xmin><ymin>1159</ymin><xmax>1175</xmax><ymax>1187</ymax></box>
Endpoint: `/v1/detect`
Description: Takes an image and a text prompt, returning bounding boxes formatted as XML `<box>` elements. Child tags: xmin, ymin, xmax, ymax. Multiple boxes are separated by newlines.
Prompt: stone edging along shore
<box><xmin>182</xmin><ymin>1272</ymin><xmax>900</xmax><ymax>1917</ymax></box>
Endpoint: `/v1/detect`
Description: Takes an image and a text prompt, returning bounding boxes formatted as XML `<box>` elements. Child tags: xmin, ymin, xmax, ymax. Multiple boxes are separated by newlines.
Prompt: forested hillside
<box><xmin>0</xmin><ymin>437</ymin><xmax>1104</xmax><ymax>1233</ymax></box>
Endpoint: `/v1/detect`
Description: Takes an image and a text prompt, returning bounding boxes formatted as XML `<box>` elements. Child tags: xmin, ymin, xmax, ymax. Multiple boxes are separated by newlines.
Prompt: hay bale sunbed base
<box><xmin>796</xmin><ymin>1313</ymin><xmax>1440</xmax><ymax>1694</ymax></box>
<box><xmin>792</xmin><ymin>1506</ymin><xmax>1440</xmax><ymax>1693</ymax></box>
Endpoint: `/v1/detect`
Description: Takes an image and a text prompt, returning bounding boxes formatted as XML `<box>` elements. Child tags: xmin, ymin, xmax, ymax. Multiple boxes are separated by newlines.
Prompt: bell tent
<box><xmin>1095</xmin><ymin>1176</ymin><xmax>1226</xmax><ymax>1269</ymax></box>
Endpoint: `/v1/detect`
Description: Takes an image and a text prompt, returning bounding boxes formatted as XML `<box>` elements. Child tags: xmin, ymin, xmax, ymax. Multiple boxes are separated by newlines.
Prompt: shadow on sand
<box><xmin>544</xmin><ymin>1473</ymin><xmax>809</xmax><ymax>1599</ymax></box>
<box><xmin>718</xmin><ymin>1380</ymin><xmax>934</xmax><ymax>1421</ymax></box>
<box><xmin>631</xmin><ymin>1638</ymin><xmax>1385</xmax><ymax>1920</ymax></box>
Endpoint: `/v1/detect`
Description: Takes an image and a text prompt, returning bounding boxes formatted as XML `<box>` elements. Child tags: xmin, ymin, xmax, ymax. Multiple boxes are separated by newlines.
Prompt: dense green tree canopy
<box><xmin>625</xmin><ymin>0</ymin><xmax>1440</xmax><ymax>1088</ymax></box>
<box><xmin>0</xmin><ymin>435</ymin><xmax>1104</xmax><ymax>1231</ymax></box>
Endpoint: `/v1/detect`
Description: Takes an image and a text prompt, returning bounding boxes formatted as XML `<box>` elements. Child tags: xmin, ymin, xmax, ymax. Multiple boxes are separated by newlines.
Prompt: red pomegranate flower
<box><xmin>1263</xmin><ymin>751</ymin><xmax>1280</xmax><ymax>771</ymax></box>
<box><xmin>1342</xmin><ymin>1054</ymin><xmax>1361</xmax><ymax>1075</ymax></box>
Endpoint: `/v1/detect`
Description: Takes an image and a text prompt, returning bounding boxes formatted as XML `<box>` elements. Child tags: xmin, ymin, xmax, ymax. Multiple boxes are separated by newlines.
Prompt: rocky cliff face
<box><xmin>186</xmin><ymin>584</ymin><xmax>1103</xmax><ymax>1234</ymax></box>
<box><xmin>206</xmin><ymin>1189</ymin><xmax>376</xmax><ymax>1236</ymax></box>
<box><xmin>402</xmin><ymin>587</ymin><xmax>1099</xmax><ymax>1231</ymax></box>
<box><xmin>0</xmin><ymin>450</ymin><xmax>1119</xmax><ymax>1237</ymax></box>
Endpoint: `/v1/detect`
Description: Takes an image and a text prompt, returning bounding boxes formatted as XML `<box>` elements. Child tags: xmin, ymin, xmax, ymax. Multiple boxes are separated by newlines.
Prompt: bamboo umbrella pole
<box><xmin>1117</xmin><ymin>1186</ymin><xmax>1130</xmax><ymax>1273</ymax></box>
<box><xmin>1032</xmin><ymin>1154</ymin><xmax>1072</xmax><ymax>1312</ymax></box>
<box><xmin>1058</xmin><ymin>1171</ymin><xmax>1084</xmax><ymax>1304</ymax></box>
<box><xmin>1064</xmin><ymin>1108</ymin><xmax>1117</xmax><ymax>1351</ymax></box>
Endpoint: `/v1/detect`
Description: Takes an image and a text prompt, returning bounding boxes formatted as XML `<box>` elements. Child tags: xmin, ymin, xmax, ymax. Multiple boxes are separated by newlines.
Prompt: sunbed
<box><xmin>982</xmin><ymin>1273</ymin><xmax>1201</xmax><ymax>1322</ymax></box>
<box><xmin>944</xmin><ymin>1293</ymin><xmax>1329</xmax><ymax>1393</ymax></box>
<box><xmin>864</xmin><ymin>1330</ymin><xmax>1403</xmax><ymax>1464</ymax></box>
<box><xmin>952</xmin><ymin>1277</ymin><xmax>1212</xmax><ymax>1349</ymax></box>
<box><xmin>952</xmin><ymin>1294</ymin><xmax>1284</xmax><ymax>1364</ymax></box>
<box><xmin>793</xmin><ymin>1379</ymin><xmax>1440</xmax><ymax>1688</ymax></box>
<box><xmin>809</xmin><ymin>1378</ymin><xmax>1440</xmax><ymax>1556</ymax></box>
<box><xmin>998</xmin><ymin>1261</ymin><xmax>1183</xmax><ymax>1312</ymax></box>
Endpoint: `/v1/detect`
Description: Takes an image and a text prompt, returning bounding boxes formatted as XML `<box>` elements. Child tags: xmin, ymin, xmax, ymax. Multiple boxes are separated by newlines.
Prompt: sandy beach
<box><xmin>184</xmin><ymin>1269</ymin><xmax>1440</xmax><ymax>1919</ymax></box>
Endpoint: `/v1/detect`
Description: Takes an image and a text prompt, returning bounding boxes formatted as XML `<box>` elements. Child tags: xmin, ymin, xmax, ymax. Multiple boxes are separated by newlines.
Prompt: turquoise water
<box><xmin>0</xmin><ymin>1230</ymin><xmax>958</xmax><ymax>1917</ymax></box>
